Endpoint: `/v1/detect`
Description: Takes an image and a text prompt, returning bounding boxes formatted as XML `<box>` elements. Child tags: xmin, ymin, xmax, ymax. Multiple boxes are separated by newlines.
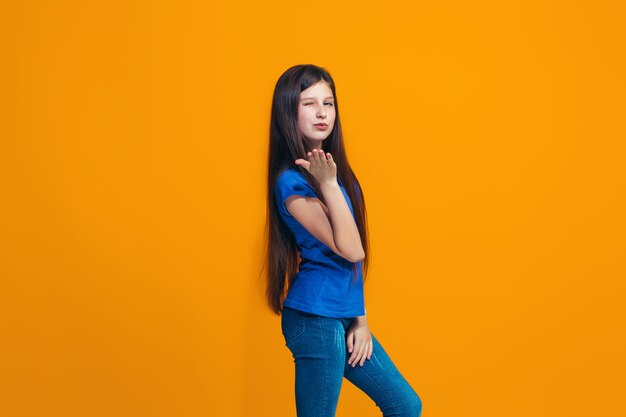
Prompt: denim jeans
<box><xmin>281</xmin><ymin>306</ymin><xmax>423</xmax><ymax>417</ymax></box>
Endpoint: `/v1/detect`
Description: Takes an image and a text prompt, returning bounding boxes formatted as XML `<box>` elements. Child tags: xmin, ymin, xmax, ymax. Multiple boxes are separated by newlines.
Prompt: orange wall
<box><xmin>1</xmin><ymin>1</ymin><xmax>624</xmax><ymax>416</ymax></box>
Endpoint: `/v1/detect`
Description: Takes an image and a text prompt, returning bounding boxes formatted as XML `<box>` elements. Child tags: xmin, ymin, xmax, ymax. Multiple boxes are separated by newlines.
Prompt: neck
<box><xmin>305</xmin><ymin>140</ymin><xmax>323</xmax><ymax>151</ymax></box>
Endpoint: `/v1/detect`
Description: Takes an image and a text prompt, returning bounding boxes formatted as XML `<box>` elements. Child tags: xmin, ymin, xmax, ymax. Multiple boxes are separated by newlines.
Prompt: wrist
<box><xmin>319</xmin><ymin>179</ymin><xmax>339</xmax><ymax>189</ymax></box>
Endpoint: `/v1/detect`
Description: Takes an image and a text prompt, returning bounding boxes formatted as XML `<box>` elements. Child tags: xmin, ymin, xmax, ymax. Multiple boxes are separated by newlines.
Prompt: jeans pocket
<box><xmin>281</xmin><ymin>307</ymin><xmax>306</xmax><ymax>345</ymax></box>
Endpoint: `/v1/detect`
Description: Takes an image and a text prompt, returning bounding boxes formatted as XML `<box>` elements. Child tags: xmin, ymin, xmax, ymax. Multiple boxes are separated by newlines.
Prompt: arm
<box><xmin>286</xmin><ymin>186</ymin><xmax>365</xmax><ymax>262</ymax></box>
<box><xmin>320</xmin><ymin>180</ymin><xmax>365</xmax><ymax>261</ymax></box>
<box><xmin>286</xmin><ymin>148</ymin><xmax>365</xmax><ymax>262</ymax></box>
<box><xmin>355</xmin><ymin>306</ymin><xmax>367</xmax><ymax>322</ymax></box>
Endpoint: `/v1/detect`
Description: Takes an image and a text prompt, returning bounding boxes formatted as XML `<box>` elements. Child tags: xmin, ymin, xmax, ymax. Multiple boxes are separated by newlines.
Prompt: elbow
<box><xmin>335</xmin><ymin>240</ymin><xmax>365</xmax><ymax>263</ymax></box>
<box><xmin>347</xmin><ymin>249</ymin><xmax>365</xmax><ymax>263</ymax></box>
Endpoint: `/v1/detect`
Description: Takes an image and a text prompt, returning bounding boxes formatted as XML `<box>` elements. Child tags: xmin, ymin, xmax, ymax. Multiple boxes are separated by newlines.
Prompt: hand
<box><xmin>346</xmin><ymin>317</ymin><xmax>373</xmax><ymax>367</ymax></box>
<box><xmin>295</xmin><ymin>148</ymin><xmax>338</xmax><ymax>186</ymax></box>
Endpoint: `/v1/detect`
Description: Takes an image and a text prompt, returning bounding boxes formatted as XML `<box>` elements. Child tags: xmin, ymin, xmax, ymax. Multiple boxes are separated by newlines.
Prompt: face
<box><xmin>297</xmin><ymin>80</ymin><xmax>336</xmax><ymax>149</ymax></box>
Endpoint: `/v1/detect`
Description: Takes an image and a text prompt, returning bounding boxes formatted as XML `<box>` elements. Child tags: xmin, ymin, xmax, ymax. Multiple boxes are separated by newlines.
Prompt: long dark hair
<box><xmin>263</xmin><ymin>64</ymin><xmax>370</xmax><ymax>315</ymax></box>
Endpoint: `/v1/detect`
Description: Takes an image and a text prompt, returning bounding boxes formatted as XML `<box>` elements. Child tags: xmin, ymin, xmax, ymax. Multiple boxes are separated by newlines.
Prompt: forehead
<box><xmin>299</xmin><ymin>81</ymin><xmax>334</xmax><ymax>100</ymax></box>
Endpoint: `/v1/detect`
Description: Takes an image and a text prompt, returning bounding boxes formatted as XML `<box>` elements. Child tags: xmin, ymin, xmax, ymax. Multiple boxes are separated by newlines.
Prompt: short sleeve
<box><xmin>274</xmin><ymin>170</ymin><xmax>318</xmax><ymax>218</ymax></box>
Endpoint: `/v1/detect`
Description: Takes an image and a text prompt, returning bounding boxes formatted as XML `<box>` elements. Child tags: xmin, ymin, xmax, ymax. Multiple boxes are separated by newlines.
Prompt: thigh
<box><xmin>281</xmin><ymin>307</ymin><xmax>347</xmax><ymax>417</ymax></box>
<box><xmin>343</xmin><ymin>332</ymin><xmax>422</xmax><ymax>417</ymax></box>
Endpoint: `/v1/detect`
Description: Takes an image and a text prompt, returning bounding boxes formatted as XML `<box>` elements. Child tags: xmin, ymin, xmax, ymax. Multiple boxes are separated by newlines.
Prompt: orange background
<box><xmin>1</xmin><ymin>1</ymin><xmax>625</xmax><ymax>416</ymax></box>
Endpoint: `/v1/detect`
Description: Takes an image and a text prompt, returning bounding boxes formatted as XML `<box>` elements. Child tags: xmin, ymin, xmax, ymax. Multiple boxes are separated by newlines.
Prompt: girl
<box><xmin>265</xmin><ymin>64</ymin><xmax>422</xmax><ymax>417</ymax></box>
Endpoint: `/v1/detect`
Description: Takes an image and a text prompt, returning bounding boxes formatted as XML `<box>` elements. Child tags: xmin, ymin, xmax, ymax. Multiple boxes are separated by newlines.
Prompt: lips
<box><xmin>314</xmin><ymin>123</ymin><xmax>328</xmax><ymax>126</ymax></box>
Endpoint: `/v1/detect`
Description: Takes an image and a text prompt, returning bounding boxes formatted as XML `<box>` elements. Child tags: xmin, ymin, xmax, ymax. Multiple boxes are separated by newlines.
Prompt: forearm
<box><xmin>355</xmin><ymin>306</ymin><xmax>367</xmax><ymax>322</ymax></box>
<box><xmin>319</xmin><ymin>180</ymin><xmax>364</xmax><ymax>261</ymax></box>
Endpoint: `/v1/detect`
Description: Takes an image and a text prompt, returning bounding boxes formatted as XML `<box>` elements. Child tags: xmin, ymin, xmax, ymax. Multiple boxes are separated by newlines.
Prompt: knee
<box><xmin>404</xmin><ymin>391</ymin><xmax>422</xmax><ymax>417</ymax></box>
<box><xmin>415</xmin><ymin>394</ymin><xmax>423</xmax><ymax>417</ymax></box>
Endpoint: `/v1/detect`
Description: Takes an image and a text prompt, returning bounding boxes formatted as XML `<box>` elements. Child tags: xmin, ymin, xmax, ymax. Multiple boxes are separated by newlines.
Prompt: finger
<box><xmin>346</xmin><ymin>333</ymin><xmax>354</xmax><ymax>354</ymax></box>
<box><xmin>351</xmin><ymin>340</ymin><xmax>365</xmax><ymax>367</ymax></box>
<box><xmin>355</xmin><ymin>341</ymin><xmax>368</xmax><ymax>367</ymax></box>
<box><xmin>353</xmin><ymin>349</ymin><xmax>363</xmax><ymax>367</ymax></box>
<box><xmin>361</xmin><ymin>341</ymin><xmax>372</xmax><ymax>366</ymax></box>
<box><xmin>307</xmin><ymin>152</ymin><xmax>318</xmax><ymax>170</ymax></box>
<box><xmin>308</xmin><ymin>150</ymin><xmax>318</xmax><ymax>169</ymax></box>
<box><xmin>358</xmin><ymin>341</ymin><xmax>368</xmax><ymax>366</ymax></box>
<box><xmin>312</xmin><ymin>148</ymin><xmax>322</xmax><ymax>165</ymax></box>
<box><xmin>318</xmin><ymin>149</ymin><xmax>329</xmax><ymax>166</ymax></box>
<box><xmin>295</xmin><ymin>159</ymin><xmax>310</xmax><ymax>169</ymax></box>
<box><xmin>368</xmin><ymin>340</ymin><xmax>373</xmax><ymax>359</ymax></box>
<box><xmin>316</xmin><ymin>148</ymin><xmax>325</xmax><ymax>164</ymax></box>
<box><xmin>348</xmin><ymin>339</ymin><xmax>361</xmax><ymax>365</ymax></box>
<box><xmin>327</xmin><ymin>152</ymin><xmax>336</xmax><ymax>168</ymax></box>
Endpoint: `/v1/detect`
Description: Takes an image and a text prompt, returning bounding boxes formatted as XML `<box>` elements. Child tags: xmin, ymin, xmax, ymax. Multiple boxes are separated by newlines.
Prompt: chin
<box><xmin>318</xmin><ymin>132</ymin><xmax>333</xmax><ymax>140</ymax></box>
<box><xmin>308</xmin><ymin>135</ymin><xmax>330</xmax><ymax>141</ymax></box>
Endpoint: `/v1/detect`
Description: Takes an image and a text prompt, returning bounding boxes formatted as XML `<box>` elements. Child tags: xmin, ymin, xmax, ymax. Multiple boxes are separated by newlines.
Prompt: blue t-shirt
<box><xmin>274</xmin><ymin>167</ymin><xmax>364</xmax><ymax>318</ymax></box>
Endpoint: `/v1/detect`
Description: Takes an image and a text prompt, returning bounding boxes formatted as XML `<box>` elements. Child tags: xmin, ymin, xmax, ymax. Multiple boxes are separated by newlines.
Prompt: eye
<box><xmin>325</xmin><ymin>102</ymin><xmax>334</xmax><ymax>106</ymax></box>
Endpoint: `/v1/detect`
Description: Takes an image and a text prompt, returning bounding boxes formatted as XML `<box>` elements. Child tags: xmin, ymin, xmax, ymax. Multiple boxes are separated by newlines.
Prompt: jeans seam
<box><xmin>285</xmin><ymin>313</ymin><xmax>306</xmax><ymax>347</ymax></box>
<box><xmin>320</xmin><ymin>316</ymin><xmax>329</xmax><ymax>417</ymax></box>
<box><xmin>358</xmin><ymin>362</ymin><xmax>401</xmax><ymax>416</ymax></box>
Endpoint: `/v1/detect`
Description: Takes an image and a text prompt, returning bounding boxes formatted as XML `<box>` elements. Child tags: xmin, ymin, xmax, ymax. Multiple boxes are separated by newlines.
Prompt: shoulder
<box><xmin>274</xmin><ymin>167</ymin><xmax>318</xmax><ymax>202</ymax></box>
<box><xmin>277</xmin><ymin>167</ymin><xmax>297</xmax><ymax>181</ymax></box>
<box><xmin>276</xmin><ymin>168</ymin><xmax>308</xmax><ymax>188</ymax></box>
<box><xmin>278</xmin><ymin>167</ymin><xmax>305</xmax><ymax>179</ymax></box>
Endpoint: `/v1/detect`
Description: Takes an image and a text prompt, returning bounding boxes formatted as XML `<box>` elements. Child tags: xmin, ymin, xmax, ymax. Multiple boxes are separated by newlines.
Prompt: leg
<box><xmin>282</xmin><ymin>307</ymin><xmax>346</xmax><ymax>417</ymax></box>
<box><xmin>343</xmin><ymin>332</ymin><xmax>422</xmax><ymax>417</ymax></box>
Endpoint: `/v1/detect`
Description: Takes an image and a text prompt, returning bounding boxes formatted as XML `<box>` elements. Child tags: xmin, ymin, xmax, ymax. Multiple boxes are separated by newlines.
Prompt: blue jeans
<box><xmin>281</xmin><ymin>306</ymin><xmax>423</xmax><ymax>417</ymax></box>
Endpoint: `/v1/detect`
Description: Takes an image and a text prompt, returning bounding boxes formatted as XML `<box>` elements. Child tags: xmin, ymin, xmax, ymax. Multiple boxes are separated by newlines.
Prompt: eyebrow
<box><xmin>299</xmin><ymin>96</ymin><xmax>334</xmax><ymax>102</ymax></box>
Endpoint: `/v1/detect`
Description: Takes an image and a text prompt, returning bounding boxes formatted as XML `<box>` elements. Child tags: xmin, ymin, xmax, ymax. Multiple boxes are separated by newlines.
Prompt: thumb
<box><xmin>294</xmin><ymin>159</ymin><xmax>310</xmax><ymax>170</ymax></box>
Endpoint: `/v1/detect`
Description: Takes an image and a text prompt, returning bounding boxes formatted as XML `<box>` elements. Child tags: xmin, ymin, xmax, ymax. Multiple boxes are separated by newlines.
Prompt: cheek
<box><xmin>297</xmin><ymin>114</ymin><xmax>310</xmax><ymax>132</ymax></box>
<box><xmin>297</xmin><ymin>113</ymin><xmax>307</xmax><ymax>126</ymax></box>
<box><xmin>298</xmin><ymin>108</ymin><xmax>314</xmax><ymax>122</ymax></box>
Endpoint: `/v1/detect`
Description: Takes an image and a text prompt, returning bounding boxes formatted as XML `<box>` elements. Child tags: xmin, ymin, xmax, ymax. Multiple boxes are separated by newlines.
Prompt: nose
<box><xmin>317</xmin><ymin>105</ymin><xmax>327</xmax><ymax>118</ymax></box>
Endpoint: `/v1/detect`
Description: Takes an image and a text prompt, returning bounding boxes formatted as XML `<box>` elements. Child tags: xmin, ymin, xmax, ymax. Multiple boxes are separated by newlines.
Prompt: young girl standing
<box><xmin>266</xmin><ymin>64</ymin><xmax>422</xmax><ymax>417</ymax></box>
